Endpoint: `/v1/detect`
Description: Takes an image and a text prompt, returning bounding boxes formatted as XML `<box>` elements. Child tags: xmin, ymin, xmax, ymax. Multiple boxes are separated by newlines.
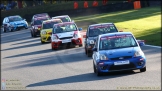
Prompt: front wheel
<box><xmin>140</xmin><ymin>66</ymin><xmax>146</xmax><ymax>72</ymax></box>
<box><xmin>41</xmin><ymin>39</ymin><xmax>45</xmax><ymax>44</ymax></box>
<box><xmin>31</xmin><ymin>31</ymin><xmax>33</xmax><ymax>37</ymax></box>
<box><xmin>79</xmin><ymin>44</ymin><xmax>83</xmax><ymax>47</ymax></box>
<box><xmin>87</xmin><ymin>50</ymin><xmax>92</xmax><ymax>57</ymax></box>
<box><xmin>33</xmin><ymin>32</ymin><xmax>37</xmax><ymax>37</ymax></box>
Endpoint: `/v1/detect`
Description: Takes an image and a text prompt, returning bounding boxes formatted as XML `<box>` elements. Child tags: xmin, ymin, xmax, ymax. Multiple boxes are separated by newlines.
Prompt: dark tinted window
<box><xmin>89</xmin><ymin>24</ymin><xmax>118</xmax><ymax>37</ymax></box>
<box><xmin>54</xmin><ymin>17</ymin><xmax>70</xmax><ymax>22</ymax></box>
<box><xmin>34</xmin><ymin>19</ymin><xmax>48</xmax><ymax>25</ymax></box>
<box><xmin>43</xmin><ymin>21</ymin><xmax>61</xmax><ymax>29</ymax></box>
<box><xmin>9</xmin><ymin>16</ymin><xmax>23</xmax><ymax>22</ymax></box>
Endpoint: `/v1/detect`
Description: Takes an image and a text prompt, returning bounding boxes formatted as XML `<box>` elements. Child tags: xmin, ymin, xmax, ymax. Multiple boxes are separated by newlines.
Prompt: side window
<box><xmin>95</xmin><ymin>37</ymin><xmax>98</xmax><ymax>48</ymax></box>
<box><xmin>3</xmin><ymin>18</ymin><xmax>6</xmax><ymax>24</ymax></box>
<box><xmin>6</xmin><ymin>18</ymin><xmax>9</xmax><ymax>23</ymax></box>
<box><xmin>86</xmin><ymin>27</ymin><xmax>89</xmax><ymax>37</ymax></box>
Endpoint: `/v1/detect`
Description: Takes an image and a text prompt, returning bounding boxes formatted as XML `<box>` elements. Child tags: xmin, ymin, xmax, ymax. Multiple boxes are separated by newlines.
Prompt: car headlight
<box><xmin>52</xmin><ymin>35</ymin><xmax>58</xmax><ymax>40</ymax></box>
<box><xmin>35</xmin><ymin>27</ymin><xmax>38</xmax><ymax>29</ymax></box>
<box><xmin>25</xmin><ymin>21</ymin><xmax>28</xmax><ymax>26</ymax></box>
<box><xmin>89</xmin><ymin>40</ymin><xmax>95</xmax><ymax>44</ymax></box>
<box><xmin>73</xmin><ymin>34</ymin><xmax>78</xmax><ymax>38</ymax></box>
<box><xmin>134</xmin><ymin>50</ymin><xmax>143</xmax><ymax>57</ymax></box>
<box><xmin>100</xmin><ymin>54</ymin><xmax>108</xmax><ymax>60</ymax></box>
<box><xmin>42</xmin><ymin>31</ymin><xmax>46</xmax><ymax>35</ymax></box>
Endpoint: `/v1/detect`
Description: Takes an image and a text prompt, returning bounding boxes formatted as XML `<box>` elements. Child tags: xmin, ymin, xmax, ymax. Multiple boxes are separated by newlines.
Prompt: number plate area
<box><xmin>62</xmin><ymin>39</ymin><xmax>71</xmax><ymax>43</ymax></box>
<box><xmin>114</xmin><ymin>60</ymin><xmax>130</xmax><ymax>65</ymax></box>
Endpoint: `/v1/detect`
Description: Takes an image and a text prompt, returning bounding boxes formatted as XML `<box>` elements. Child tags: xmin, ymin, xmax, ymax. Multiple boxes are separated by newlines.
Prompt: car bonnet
<box><xmin>99</xmin><ymin>46</ymin><xmax>141</xmax><ymax>58</ymax></box>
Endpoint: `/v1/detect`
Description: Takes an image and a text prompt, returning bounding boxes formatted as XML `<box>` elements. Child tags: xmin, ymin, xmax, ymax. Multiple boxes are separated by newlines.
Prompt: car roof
<box><xmin>89</xmin><ymin>23</ymin><xmax>114</xmax><ymax>27</ymax></box>
<box><xmin>33</xmin><ymin>13</ymin><xmax>49</xmax><ymax>17</ymax></box>
<box><xmin>54</xmin><ymin>22</ymin><xmax>74</xmax><ymax>26</ymax></box>
<box><xmin>34</xmin><ymin>17</ymin><xmax>49</xmax><ymax>20</ymax></box>
<box><xmin>42</xmin><ymin>19</ymin><xmax>62</xmax><ymax>23</ymax></box>
<box><xmin>8</xmin><ymin>15</ymin><xmax>21</xmax><ymax>18</ymax></box>
<box><xmin>99</xmin><ymin>32</ymin><xmax>133</xmax><ymax>38</ymax></box>
<box><xmin>52</xmin><ymin>15</ymin><xmax>70</xmax><ymax>18</ymax></box>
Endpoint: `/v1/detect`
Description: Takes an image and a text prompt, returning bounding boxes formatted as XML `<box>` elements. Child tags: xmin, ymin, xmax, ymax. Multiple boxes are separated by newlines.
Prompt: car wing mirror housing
<box><xmin>138</xmin><ymin>40</ymin><xmax>145</xmax><ymax>46</ymax></box>
<box><xmin>92</xmin><ymin>47</ymin><xmax>97</xmax><ymax>51</ymax></box>
<box><xmin>79</xmin><ymin>28</ymin><xmax>82</xmax><ymax>31</ymax></box>
<box><xmin>119</xmin><ymin>30</ymin><xmax>123</xmax><ymax>32</ymax></box>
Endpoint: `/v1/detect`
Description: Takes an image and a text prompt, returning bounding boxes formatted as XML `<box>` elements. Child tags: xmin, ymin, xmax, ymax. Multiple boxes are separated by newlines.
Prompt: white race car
<box><xmin>51</xmin><ymin>22</ymin><xmax>83</xmax><ymax>50</ymax></box>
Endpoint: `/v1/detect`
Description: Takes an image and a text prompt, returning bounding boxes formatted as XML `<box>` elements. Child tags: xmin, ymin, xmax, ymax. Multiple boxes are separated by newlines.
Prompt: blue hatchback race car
<box><xmin>2</xmin><ymin>15</ymin><xmax>28</xmax><ymax>32</ymax></box>
<box><xmin>92</xmin><ymin>32</ymin><xmax>146</xmax><ymax>76</ymax></box>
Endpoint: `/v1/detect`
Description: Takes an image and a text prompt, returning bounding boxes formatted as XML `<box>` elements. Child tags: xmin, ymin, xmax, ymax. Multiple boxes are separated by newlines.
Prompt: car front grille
<box><xmin>110</xmin><ymin>56</ymin><xmax>132</xmax><ymax>60</ymax></box>
<box><xmin>109</xmin><ymin>62</ymin><xmax>135</xmax><ymax>71</ymax></box>
<box><xmin>59</xmin><ymin>37</ymin><xmax>73</xmax><ymax>40</ymax></box>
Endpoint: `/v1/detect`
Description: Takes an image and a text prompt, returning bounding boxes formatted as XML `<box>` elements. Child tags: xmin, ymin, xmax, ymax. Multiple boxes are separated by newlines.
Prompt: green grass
<box><xmin>72</xmin><ymin>6</ymin><xmax>161</xmax><ymax>46</ymax></box>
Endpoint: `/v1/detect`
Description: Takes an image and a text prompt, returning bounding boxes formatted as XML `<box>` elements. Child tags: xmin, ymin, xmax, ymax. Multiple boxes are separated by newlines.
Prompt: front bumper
<box><xmin>34</xmin><ymin>29</ymin><xmax>40</xmax><ymax>35</ymax></box>
<box><xmin>41</xmin><ymin>34</ymin><xmax>51</xmax><ymax>42</ymax></box>
<box><xmin>51</xmin><ymin>38</ymin><xmax>82</xmax><ymax>49</ymax></box>
<box><xmin>12</xmin><ymin>24</ymin><xmax>28</xmax><ymax>30</ymax></box>
<box><xmin>95</xmin><ymin>56</ymin><xmax>146</xmax><ymax>73</ymax></box>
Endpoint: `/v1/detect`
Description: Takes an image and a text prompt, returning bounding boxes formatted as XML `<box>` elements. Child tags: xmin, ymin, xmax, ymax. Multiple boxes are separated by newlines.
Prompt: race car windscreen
<box><xmin>53</xmin><ymin>23</ymin><xmax>77</xmax><ymax>33</ymax></box>
<box><xmin>55</xmin><ymin>17</ymin><xmax>71</xmax><ymax>22</ymax></box>
<box><xmin>34</xmin><ymin>19</ymin><xmax>47</xmax><ymax>25</ymax></box>
<box><xmin>43</xmin><ymin>21</ymin><xmax>60</xmax><ymax>29</ymax></box>
<box><xmin>99</xmin><ymin>34</ymin><xmax>138</xmax><ymax>50</ymax></box>
<box><xmin>89</xmin><ymin>24</ymin><xmax>118</xmax><ymax>37</ymax></box>
<box><xmin>9</xmin><ymin>16</ymin><xmax>23</xmax><ymax>22</ymax></box>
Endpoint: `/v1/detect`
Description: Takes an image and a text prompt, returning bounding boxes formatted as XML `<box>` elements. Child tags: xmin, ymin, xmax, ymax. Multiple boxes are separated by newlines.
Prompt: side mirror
<box><xmin>79</xmin><ymin>28</ymin><xmax>82</xmax><ymax>31</ymax></box>
<box><xmin>137</xmin><ymin>40</ymin><xmax>145</xmax><ymax>46</ymax></box>
<box><xmin>92</xmin><ymin>48</ymin><xmax>97</xmax><ymax>51</ymax></box>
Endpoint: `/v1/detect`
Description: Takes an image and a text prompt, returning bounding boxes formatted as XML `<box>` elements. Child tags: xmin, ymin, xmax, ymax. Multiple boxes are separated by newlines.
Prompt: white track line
<box><xmin>145</xmin><ymin>45</ymin><xmax>162</xmax><ymax>48</ymax></box>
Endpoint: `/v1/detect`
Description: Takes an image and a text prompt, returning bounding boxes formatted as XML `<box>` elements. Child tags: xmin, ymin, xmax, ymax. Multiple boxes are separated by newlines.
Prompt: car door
<box><xmin>3</xmin><ymin>18</ymin><xmax>7</xmax><ymax>28</ymax></box>
<box><xmin>4</xmin><ymin>18</ymin><xmax>10</xmax><ymax>31</ymax></box>
<box><xmin>85</xmin><ymin>26</ymin><xmax>89</xmax><ymax>48</ymax></box>
<box><xmin>93</xmin><ymin>36</ymin><xmax>99</xmax><ymax>64</ymax></box>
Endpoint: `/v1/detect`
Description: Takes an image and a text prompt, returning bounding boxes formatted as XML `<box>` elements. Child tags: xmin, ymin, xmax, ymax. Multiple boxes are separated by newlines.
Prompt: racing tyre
<box><xmin>31</xmin><ymin>31</ymin><xmax>33</xmax><ymax>37</ymax></box>
<box><xmin>87</xmin><ymin>51</ymin><xmax>92</xmax><ymax>57</ymax></box>
<box><xmin>85</xmin><ymin>48</ymin><xmax>87</xmax><ymax>54</ymax></box>
<box><xmin>96</xmin><ymin>69</ymin><xmax>103</xmax><ymax>76</ymax></box>
<box><xmin>140</xmin><ymin>66</ymin><xmax>146</xmax><ymax>72</ymax></box>
<box><xmin>33</xmin><ymin>32</ymin><xmax>37</xmax><ymax>37</ymax></box>
<box><xmin>93</xmin><ymin>62</ymin><xmax>96</xmax><ymax>73</ymax></box>
<box><xmin>41</xmin><ymin>40</ymin><xmax>45</xmax><ymax>44</ymax></box>
<box><xmin>9</xmin><ymin>27</ymin><xmax>13</xmax><ymax>32</ymax></box>
<box><xmin>3</xmin><ymin>27</ymin><xmax>6</xmax><ymax>33</ymax></box>
<box><xmin>79</xmin><ymin>44</ymin><xmax>83</xmax><ymax>47</ymax></box>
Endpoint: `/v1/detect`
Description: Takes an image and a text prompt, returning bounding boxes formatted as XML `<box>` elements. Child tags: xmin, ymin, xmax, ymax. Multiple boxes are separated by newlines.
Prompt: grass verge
<box><xmin>72</xmin><ymin>6</ymin><xmax>161</xmax><ymax>46</ymax></box>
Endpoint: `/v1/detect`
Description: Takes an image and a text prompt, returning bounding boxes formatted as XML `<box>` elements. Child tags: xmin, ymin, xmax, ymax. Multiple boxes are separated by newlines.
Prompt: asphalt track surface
<box><xmin>1</xmin><ymin>29</ymin><xmax>161</xmax><ymax>90</ymax></box>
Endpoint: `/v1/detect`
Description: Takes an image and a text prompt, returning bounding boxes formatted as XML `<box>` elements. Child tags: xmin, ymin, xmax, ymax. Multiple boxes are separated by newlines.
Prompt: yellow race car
<box><xmin>40</xmin><ymin>19</ymin><xmax>62</xmax><ymax>43</ymax></box>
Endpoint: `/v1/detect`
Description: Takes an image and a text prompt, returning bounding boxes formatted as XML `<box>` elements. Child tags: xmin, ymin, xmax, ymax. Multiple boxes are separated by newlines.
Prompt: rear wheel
<box><xmin>140</xmin><ymin>66</ymin><xmax>146</xmax><ymax>72</ymax></box>
<box><xmin>3</xmin><ymin>27</ymin><xmax>6</xmax><ymax>33</ymax></box>
<box><xmin>93</xmin><ymin>61</ymin><xmax>96</xmax><ymax>73</ymax></box>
